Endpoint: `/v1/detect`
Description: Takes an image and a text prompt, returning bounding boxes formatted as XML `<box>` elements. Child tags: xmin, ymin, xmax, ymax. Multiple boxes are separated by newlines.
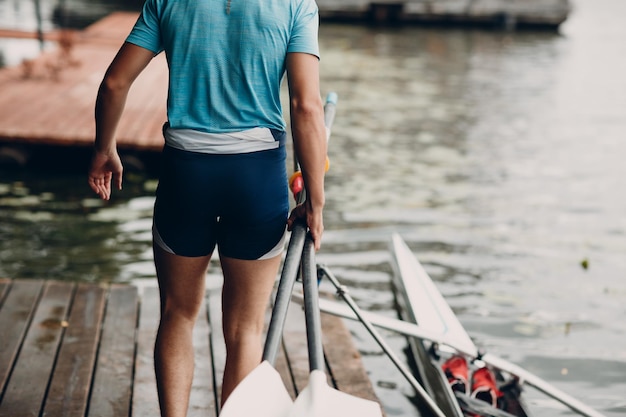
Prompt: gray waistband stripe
<box><xmin>164</xmin><ymin>126</ymin><xmax>280</xmax><ymax>154</ymax></box>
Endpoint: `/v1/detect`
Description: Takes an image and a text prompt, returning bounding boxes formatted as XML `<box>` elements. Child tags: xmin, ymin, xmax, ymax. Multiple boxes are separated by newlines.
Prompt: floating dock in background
<box><xmin>317</xmin><ymin>0</ymin><xmax>571</xmax><ymax>28</ymax></box>
<box><xmin>0</xmin><ymin>277</ymin><xmax>383</xmax><ymax>417</ymax></box>
<box><xmin>0</xmin><ymin>13</ymin><xmax>167</xmax><ymax>173</ymax></box>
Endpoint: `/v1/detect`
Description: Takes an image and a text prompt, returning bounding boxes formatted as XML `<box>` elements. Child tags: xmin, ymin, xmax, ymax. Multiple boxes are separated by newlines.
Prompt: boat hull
<box><xmin>389</xmin><ymin>233</ymin><xmax>531</xmax><ymax>417</ymax></box>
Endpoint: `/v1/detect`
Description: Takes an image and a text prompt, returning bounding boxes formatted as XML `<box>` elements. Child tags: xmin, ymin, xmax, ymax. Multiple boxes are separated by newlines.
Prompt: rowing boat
<box><xmin>389</xmin><ymin>233</ymin><xmax>532</xmax><ymax>417</ymax></box>
<box><xmin>293</xmin><ymin>232</ymin><xmax>604</xmax><ymax>416</ymax></box>
<box><xmin>305</xmin><ymin>239</ymin><xmax>530</xmax><ymax>417</ymax></box>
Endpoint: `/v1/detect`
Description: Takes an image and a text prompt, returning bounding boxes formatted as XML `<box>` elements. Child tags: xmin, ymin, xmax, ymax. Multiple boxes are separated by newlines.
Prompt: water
<box><xmin>1</xmin><ymin>0</ymin><xmax>625</xmax><ymax>415</ymax></box>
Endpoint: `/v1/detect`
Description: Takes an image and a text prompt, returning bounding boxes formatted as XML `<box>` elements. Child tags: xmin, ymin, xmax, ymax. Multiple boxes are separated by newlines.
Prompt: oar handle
<box><xmin>323</xmin><ymin>92</ymin><xmax>338</xmax><ymax>134</ymax></box>
<box><xmin>301</xmin><ymin>236</ymin><xmax>325</xmax><ymax>371</ymax></box>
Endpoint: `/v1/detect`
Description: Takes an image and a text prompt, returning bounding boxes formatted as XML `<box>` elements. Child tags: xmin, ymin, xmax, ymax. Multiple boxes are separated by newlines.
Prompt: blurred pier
<box><xmin>317</xmin><ymin>0</ymin><xmax>571</xmax><ymax>28</ymax></box>
<box><xmin>0</xmin><ymin>13</ymin><xmax>166</xmax><ymax>173</ymax></box>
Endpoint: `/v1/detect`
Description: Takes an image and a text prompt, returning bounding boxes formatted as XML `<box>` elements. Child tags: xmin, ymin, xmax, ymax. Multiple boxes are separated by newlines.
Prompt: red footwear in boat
<box><xmin>442</xmin><ymin>355</ymin><xmax>468</xmax><ymax>394</ymax></box>
<box><xmin>470</xmin><ymin>367</ymin><xmax>503</xmax><ymax>407</ymax></box>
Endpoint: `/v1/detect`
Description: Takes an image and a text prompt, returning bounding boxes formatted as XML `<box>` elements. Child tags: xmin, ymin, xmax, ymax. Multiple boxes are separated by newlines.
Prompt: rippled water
<box><xmin>1</xmin><ymin>0</ymin><xmax>625</xmax><ymax>415</ymax></box>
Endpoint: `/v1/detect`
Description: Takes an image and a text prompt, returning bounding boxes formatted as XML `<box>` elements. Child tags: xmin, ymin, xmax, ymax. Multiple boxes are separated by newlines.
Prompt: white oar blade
<box><xmin>219</xmin><ymin>360</ymin><xmax>293</xmax><ymax>417</ymax></box>
<box><xmin>288</xmin><ymin>370</ymin><xmax>382</xmax><ymax>417</ymax></box>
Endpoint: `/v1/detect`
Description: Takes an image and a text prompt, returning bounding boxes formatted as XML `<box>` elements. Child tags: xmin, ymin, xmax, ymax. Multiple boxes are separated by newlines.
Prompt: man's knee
<box><xmin>223</xmin><ymin>321</ymin><xmax>265</xmax><ymax>349</ymax></box>
<box><xmin>161</xmin><ymin>297</ymin><xmax>202</xmax><ymax>323</ymax></box>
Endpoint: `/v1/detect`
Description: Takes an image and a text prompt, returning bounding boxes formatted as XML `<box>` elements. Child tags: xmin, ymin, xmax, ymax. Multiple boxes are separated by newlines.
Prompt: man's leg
<box><xmin>153</xmin><ymin>244</ymin><xmax>211</xmax><ymax>417</ymax></box>
<box><xmin>219</xmin><ymin>254</ymin><xmax>282</xmax><ymax>405</ymax></box>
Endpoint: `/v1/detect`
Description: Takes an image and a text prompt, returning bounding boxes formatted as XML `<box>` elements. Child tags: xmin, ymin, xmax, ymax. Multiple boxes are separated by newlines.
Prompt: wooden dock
<box><xmin>0</xmin><ymin>12</ymin><xmax>167</xmax><ymax>171</ymax></box>
<box><xmin>0</xmin><ymin>276</ymin><xmax>382</xmax><ymax>416</ymax></box>
<box><xmin>317</xmin><ymin>0</ymin><xmax>571</xmax><ymax>28</ymax></box>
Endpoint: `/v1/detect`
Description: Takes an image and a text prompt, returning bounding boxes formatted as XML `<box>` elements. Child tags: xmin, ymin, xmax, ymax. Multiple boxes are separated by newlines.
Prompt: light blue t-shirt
<box><xmin>126</xmin><ymin>0</ymin><xmax>319</xmax><ymax>133</ymax></box>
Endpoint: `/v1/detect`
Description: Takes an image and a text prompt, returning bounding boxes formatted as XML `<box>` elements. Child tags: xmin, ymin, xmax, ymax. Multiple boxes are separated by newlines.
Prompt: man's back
<box><xmin>126</xmin><ymin>0</ymin><xmax>319</xmax><ymax>132</ymax></box>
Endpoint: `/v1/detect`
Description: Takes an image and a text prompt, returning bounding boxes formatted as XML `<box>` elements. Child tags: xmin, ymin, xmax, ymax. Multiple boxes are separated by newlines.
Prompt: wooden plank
<box><xmin>282</xmin><ymin>302</ymin><xmax>313</xmax><ymax>394</ymax></box>
<box><xmin>279</xmin><ymin>294</ymin><xmax>384</xmax><ymax>411</ymax></box>
<box><xmin>81</xmin><ymin>12</ymin><xmax>137</xmax><ymax>44</ymax></box>
<box><xmin>0</xmin><ymin>29</ymin><xmax>67</xmax><ymax>41</ymax></box>
<box><xmin>275</xmin><ymin>337</ymin><xmax>298</xmax><ymax>399</ymax></box>
<box><xmin>0</xmin><ymin>281</ymin><xmax>74</xmax><ymax>417</ymax></box>
<box><xmin>88</xmin><ymin>285</ymin><xmax>138</xmax><ymax>417</ymax></box>
<box><xmin>190</xmin><ymin>296</ymin><xmax>217</xmax><ymax>417</ymax></box>
<box><xmin>42</xmin><ymin>284</ymin><xmax>107</xmax><ymax>417</ymax></box>
<box><xmin>0</xmin><ymin>279</ymin><xmax>10</xmax><ymax>305</ymax></box>
<box><xmin>321</xmin><ymin>313</ymin><xmax>383</xmax><ymax>406</ymax></box>
<box><xmin>207</xmin><ymin>275</ymin><xmax>226</xmax><ymax>411</ymax></box>
<box><xmin>132</xmin><ymin>286</ymin><xmax>160</xmax><ymax>417</ymax></box>
<box><xmin>0</xmin><ymin>279</ymin><xmax>44</xmax><ymax>396</ymax></box>
<box><xmin>265</xmin><ymin>284</ymin><xmax>299</xmax><ymax>399</ymax></box>
<box><xmin>120</xmin><ymin>53</ymin><xmax>167</xmax><ymax>139</ymax></box>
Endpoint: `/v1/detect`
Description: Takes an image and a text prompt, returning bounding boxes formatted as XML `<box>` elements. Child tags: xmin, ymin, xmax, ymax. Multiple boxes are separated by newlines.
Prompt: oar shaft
<box><xmin>482</xmin><ymin>354</ymin><xmax>607</xmax><ymax>417</ymax></box>
<box><xmin>302</xmin><ymin>237</ymin><xmax>325</xmax><ymax>371</ymax></box>
<box><xmin>262</xmin><ymin>223</ymin><xmax>306</xmax><ymax>364</ymax></box>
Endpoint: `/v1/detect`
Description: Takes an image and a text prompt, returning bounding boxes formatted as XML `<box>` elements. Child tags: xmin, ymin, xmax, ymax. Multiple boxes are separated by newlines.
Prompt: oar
<box><xmin>287</xmin><ymin>236</ymin><xmax>383</xmax><ymax>417</ymax></box>
<box><xmin>291</xmin><ymin>293</ymin><xmax>607</xmax><ymax>417</ymax></box>
<box><xmin>219</xmin><ymin>93</ymin><xmax>338</xmax><ymax>417</ymax></box>
<box><xmin>318</xmin><ymin>265</ymin><xmax>447</xmax><ymax>417</ymax></box>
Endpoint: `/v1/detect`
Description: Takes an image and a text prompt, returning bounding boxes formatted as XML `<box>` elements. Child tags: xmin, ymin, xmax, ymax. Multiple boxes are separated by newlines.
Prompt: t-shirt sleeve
<box><xmin>125</xmin><ymin>0</ymin><xmax>164</xmax><ymax>54</ymax></box>
<box><xmin>287</xmin><ymin>0</ymin><xmax>320</xmax><ymax>59</ymax></box>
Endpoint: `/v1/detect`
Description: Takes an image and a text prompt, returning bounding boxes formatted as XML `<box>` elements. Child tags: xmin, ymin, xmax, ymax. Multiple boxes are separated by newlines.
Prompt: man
<box><xmin>87</xmin><ymin>0</ymin><xmax>327</xmax><ymax>415</ymax></box>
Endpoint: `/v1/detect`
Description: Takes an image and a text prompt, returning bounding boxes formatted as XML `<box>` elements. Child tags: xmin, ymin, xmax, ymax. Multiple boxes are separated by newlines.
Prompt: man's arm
<box><xmin>88</xmin><ymin>42</ymin><xmax>155</xmax><ymax>200</ymax></box>
<box><xmin>285</xmin><ymin>52</ymin><xmax>327</xmax><ymax>250</ymax></box>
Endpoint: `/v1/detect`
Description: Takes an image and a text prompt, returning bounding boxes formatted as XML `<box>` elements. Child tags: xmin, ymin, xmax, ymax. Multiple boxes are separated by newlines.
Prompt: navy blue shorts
<box><xmin>153</xmin><ymin>143</ymin><xmax>289</xmax><ymax>259</ymax></box>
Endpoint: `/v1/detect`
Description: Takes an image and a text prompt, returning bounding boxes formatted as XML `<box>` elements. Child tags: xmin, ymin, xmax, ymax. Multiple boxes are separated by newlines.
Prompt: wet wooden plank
<box><xmin>132</xmin><ymin>286</ymin><xmax>161</xmax><ymax>417</ymax></box>
<box><xmin>280</xmin><ymin>292</ymin><xmax>384</xmax><ymax>412</ymax></box>
<box><xmin>321</xmin><ymin>313</ymin><xmax>383</xmax><ymax>406</ymax></box>
<box><xmin>42</xmin><ymin>284</ymin><xmax>107</xmax><ymax>417</ymax></box>
<box><xmin>87</xmin><ymin>285</ymin><xmax>138</xmax><ymax>417</ymax></box>
<box><xmin>81</xmin><ymin>12</ymin><xmax>139</xmax><ymax>44</ymax></box>
<box><xmin>190</xmin><ymin>297</ymin><xmax>217</xmax><ymax>417</ymax></box>
<box><xmin>207</xmin><ymin>277</ymin><xmax>227</xmax><ymax>411</ymax></box>
<box><xmin>0</xmin><ymin>280</ymin><xmax>44</xmax><ymax>396</ymax></box>
<box><xmin>275</xmin><ymin>339</ymin><xmax>299</xmax><ymax>399</ymax></box>
<box><xmin>282</xmin><ymin>302</ymin><xmax>314</xmax><ymax>394</ymax></box>
<box><xmin>0</xmin><ymin>281</ymin><xmax>74</xmax><ymax>417</ymax></box>
<box><xmin>0</xmin><ymin>278</ymin><xmax>10</xmax><ymax>304</ymax></box>
<box><xmin>0</xmin><ymin>29</ymin><xmax>66</xmax><ymax>41</ymax></box>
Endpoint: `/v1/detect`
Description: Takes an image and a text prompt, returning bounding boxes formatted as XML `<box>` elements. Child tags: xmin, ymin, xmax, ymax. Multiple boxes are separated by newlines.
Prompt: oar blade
<box><xmin>288</xmin><ymin>371</ymin><xmax>382</xmax><ymax>417</ymax></box>
<box><xmin>219</xmin><ymin>360</ymin><xmax>293</xmax><ymax>417</ymax></box>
